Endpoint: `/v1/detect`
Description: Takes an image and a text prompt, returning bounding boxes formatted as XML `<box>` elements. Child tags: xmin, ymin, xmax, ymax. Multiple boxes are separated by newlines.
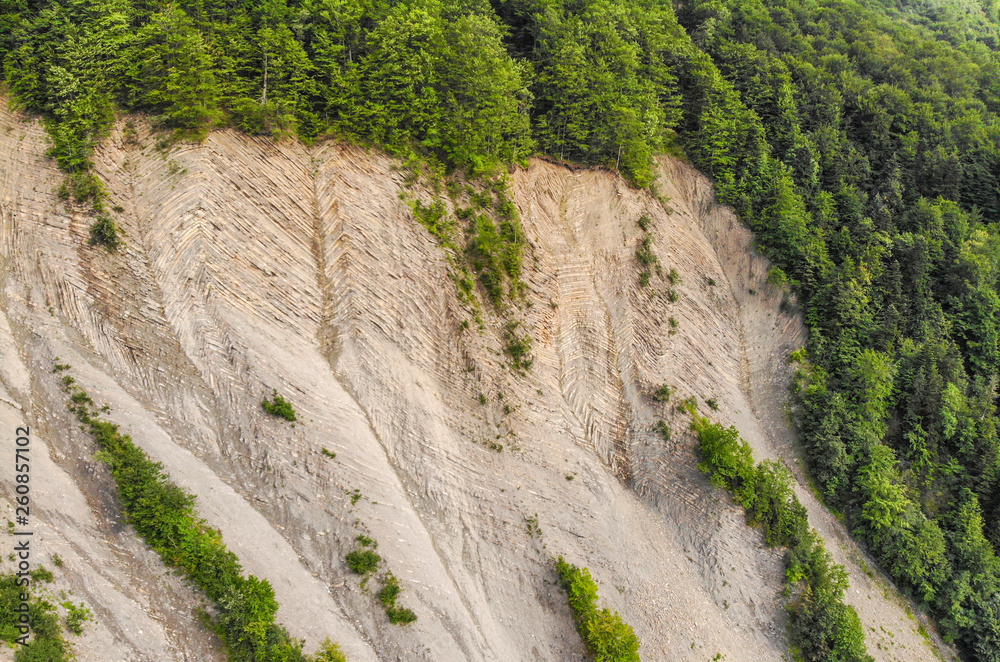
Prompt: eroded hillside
<box><xmin>0</xmin><ymin>104</ymin><xmax>949</xmax><ymax>661</ymax></box>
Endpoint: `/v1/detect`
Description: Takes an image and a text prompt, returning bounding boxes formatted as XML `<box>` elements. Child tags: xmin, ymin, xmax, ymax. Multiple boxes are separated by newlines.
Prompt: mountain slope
<box><xmin>0</xmin><ymin>102</ymin><xmax>949</xmax><ymax>661</ymax></box>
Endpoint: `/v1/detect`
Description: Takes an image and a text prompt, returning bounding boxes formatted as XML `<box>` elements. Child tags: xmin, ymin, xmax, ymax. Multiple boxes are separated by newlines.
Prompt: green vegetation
<box><xmin>655</xmin><ymin>420</ymin><xmax>671</xmax><ymax>442</ymax></box>
<box><xmin>0</xmin><ymin>570</ymin><xmax>78</xmax><ymax>661</ymax></box>
<box><xmin>554</xmin><ymin>557</ymin><xmax>640</xmax><ymax>662</ymax></box>
<box><xmin>262</xmin><ymin>389</ymin><xmax>297</xmax><ymax>422</ymax></box>
<box><xmin>311</xmin><ymin>640</ymin><xmax>347</xmax><ymax>662</ymax></box>
<box><xmin>346</xmin><ymin>537</ymin><xmax>416</xmax><ymax>625</ymax></box>
<box><xmin>62</xmin><ymin>602</ymin><xmax>91</xmax><ymax>636</ymax></box>
<box><xmin>321</xmin><ymin>448</ymin><xmax>336</xmax><ymax>459</ymax></box>
<box><xmin>377</xmin><ymin>574</ymin><xmax>417</xmax><ymax>625</ymax></box>
<box><xmin>653</xmin><ymin>384</ymin><xmax>673</xmax><ymax>403</ymax></box>
<box><xmin>89</xmin><ymin>215</ymin><xmax>121</xmax><ymax>250</ymax></box>
<box><xmin>635</xmin><ymin>216</ymin><xmax>660</xmax><ymax>287</ymax></box>
<box><xmin>692</xmin><ymin>415</ymin><xmax>872</xmax><ymax>662</ymax></box>
<box><xmin>60</xmin><ymin>375</ymin><xmax>339</xmax><ymax>662</ymax></box>
<box><xmin>345</xmin><ymin>549</ymin><xmax>380</xmax><ymax>576</ymax></box>
<box><xmin>504</xmin><ymin>322</ymin><xmax>533</xmax><ymax>373</ymax></box>
<box><xmin>6</xmin><ymin>0</ymin><xmax>1000</xmax><ymax>656</ymax></box>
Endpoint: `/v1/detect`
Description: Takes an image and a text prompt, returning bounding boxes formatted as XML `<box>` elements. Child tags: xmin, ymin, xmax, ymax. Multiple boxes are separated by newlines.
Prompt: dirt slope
<box><xmin>0</xmin><ymin>103</ymin><xmax>951</xmax><ymax>662</ymax></box>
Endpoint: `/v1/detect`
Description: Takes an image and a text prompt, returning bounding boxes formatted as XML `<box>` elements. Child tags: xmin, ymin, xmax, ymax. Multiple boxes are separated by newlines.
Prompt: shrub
<box><xmin>63</xmin><ymin>602</ymin><xmax>91</xmax><ymax>635</ymax></box>
<box><xmin>262</xmin><ymin>390</ymin><xmax>297</xmax><ymax>422</ymax></box>
<box><xmin>346</xmin><ymin>549</ymin><xmax>381</xmax><ymax>575</ymax></box>
<box><xmin>89</xmin><ymin>216</ymin><xmax>121</xmax><ymax>250</ymax></box>
<box><xmin>766</xmin><ymin>266</ymin><xmax>788</xmax><ymax>287</ymax></box>
<box><xmin>0</xmin><ymin>573</ymin><xmax>74</xmax><ymax>660</ymax></box>
<box><xmin>311</xmin><ymin>639</ymin><xmax>347</xmax><ymax>662</ymax></box>
<box><xmin>655</xmin><ymin>420</ymin><xmax>671</xmax><ymax>441</ymax></box>
<box><xmin>554</xmin><ymin>557</ymin><xmax>640</xmax><ymax>662</ymax></box>
<box><xmin>692</xmin><ymin>414</ymin><xmax>872</xmax><ymax>662</ymax></box>
<box><xmin>376</xmin><ymin>573</ymin><xmax>417</xmax><ymax>625</ymax></box>
<box><xmin>61</xmin><ymin>378</ymin><xmax>325</xmax><ymax>661</ymax></box>
<box><xmin>692</xmin><ymin>417</ymin><xmax>754</xmax><ymax>493</ymax></box>
<box><xmin>635</xmin><ymin>235</ymin><xmax>657</xmax><ymax>268</ymax></box>
<box><xmin>667</xmin><ymin>268</ymin><xmax>682</xmax><ymax>286</ymax></box>
<box><xmin>64</xmin><ymin>171</ymin><xmax>107</xmax><ymax>205</ymax></box>
<box><xmin>653</xmin><ymin>384</ymin><xmax>672</xmax><ymax>402</ymax></box>
<box><xmin>504</xmin><ymin>323</ymin><xmax>533</xmax><ymax>372</ymax></box>
<box><xmin>321</xmin><ymin>448</ymin><xmax>336</xmax><ymax>459</ymax></box>
<box><xmin>386</xmin><ymin>606</ymin><xmax>417</xmax><ymax>624</ymax></box>
<box><xmin>377</xmin><ymin>574</ymin><xmax>400</xmax><ymax>607</ymax></box>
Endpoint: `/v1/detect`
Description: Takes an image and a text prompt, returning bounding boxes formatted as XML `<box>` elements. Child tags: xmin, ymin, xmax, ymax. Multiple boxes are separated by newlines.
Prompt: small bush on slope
<box><xmin>554</xmin><ymin>557</ymin><xmax>640</xmax><ymax>662</ymax></box>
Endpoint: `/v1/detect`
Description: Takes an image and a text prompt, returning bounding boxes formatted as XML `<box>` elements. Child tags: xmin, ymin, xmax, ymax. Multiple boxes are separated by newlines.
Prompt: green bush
<box><xmin>504</xmin><ymin>323</ymin><xmax>533</xmax><ymax>372</ymax></box>
<box><xmin>635</xmin><ymin>235</ymin><xmax>657</xmax><ymax>268</ymax></box>
<box><xmin>62</xmin><ymin>602</ymin><xmax>91</xmax><ymax>635</ymax></box>
<box><xmin>653</xmin><ymin>384</ymin><xmax>672</xmax><ymax>402</ymax></box>
<box><xmin>0</xmin><ymin>573</ymin><xmax>73</xmax><ymax>661</ymax></box>
<box><xmin>386</xmin><ymin>606</ymin><xmax>417</xmax><ymax>625</ymax></box>
<box><xmin>346</xmin><ymin>549</ymin><xmax>381</xmax><ymax>575</ymax></box>
<box><xmin>554</xmin><ymin>557</ymin><xmax>640</xmax><ymax>662</ymax></box>
<box><xmin>375</xmin><ymin>573</ymin><xmax>417</xmax><ymax>625</ymax></box>
<box><xmin>692</xmin><ymin>415</ymin><xmax>872</xmax><ymax>661</ymax></box>
<box><xmin>262</xmin><ymin>390</ymin><xmax>297</xmax><ymax>422</ymax></box>
<box><xmin>89</xmin><ymin>216</ymin><xmax>121</xmax><ymax>250</ymax></box>
<box><xmin>61</xmin><ymin>377</ymin><xmax>333</xmax><ymax>662</ymax></box>
<box><xmin>311</xmin><ymin>639</ymin><xmax>347</xmax><ymax>662</ymax></box>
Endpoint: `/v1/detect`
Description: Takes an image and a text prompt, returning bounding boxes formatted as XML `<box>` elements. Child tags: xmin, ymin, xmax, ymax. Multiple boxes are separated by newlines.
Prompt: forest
<box><xmin>2</xmin><ymin>0</ymin><xmax>1000</xmax><ymax>660</ymax></box>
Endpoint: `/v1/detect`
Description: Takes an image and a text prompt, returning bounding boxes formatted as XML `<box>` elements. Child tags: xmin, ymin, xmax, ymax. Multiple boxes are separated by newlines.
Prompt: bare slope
<box><xmin>0</xmin><ymin>104</ymin><xmax>949</xmax><ymax>661</ymax></box>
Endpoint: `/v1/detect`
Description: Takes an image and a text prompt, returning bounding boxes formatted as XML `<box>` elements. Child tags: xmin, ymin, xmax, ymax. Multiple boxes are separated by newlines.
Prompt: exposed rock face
<box><xmin>0</xmin><ymin>104</ymin><xmax>947</xmax><ymax>661</ymax></box>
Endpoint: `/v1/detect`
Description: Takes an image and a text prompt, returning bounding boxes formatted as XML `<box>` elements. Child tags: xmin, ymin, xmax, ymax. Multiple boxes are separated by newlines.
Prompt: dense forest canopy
<box><xmin>3</xmin><ymin>0</ymin><xmax>1000</xmax><ymax>660</ymax></box>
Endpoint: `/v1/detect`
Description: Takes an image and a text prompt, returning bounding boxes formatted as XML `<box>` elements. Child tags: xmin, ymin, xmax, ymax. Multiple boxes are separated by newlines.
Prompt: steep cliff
<box><xmin>0</xmin><ymin>103</ymin><xmax>949</xmax><ymax>661</ymax></box>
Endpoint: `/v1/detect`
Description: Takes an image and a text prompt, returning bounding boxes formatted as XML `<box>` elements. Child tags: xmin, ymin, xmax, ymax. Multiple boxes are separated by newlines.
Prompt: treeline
<box><xmin>693</xmin><ymin>415</ymin><xmax>873</xmax><ymax>662</ymax></box>
<box><xmin>58</xmin><ymin>367</ymin><xmax>344</xmax><ymax>662</ymax></box>
<box><xmin>0</xmin><ymin>0</ymin><xmax>535</xmax><ymax>177</ymax></box>
<box><xmin>4</xmin><ymin>0</ymin><xmax>1000</xmax><ymax>659</ymax></box>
